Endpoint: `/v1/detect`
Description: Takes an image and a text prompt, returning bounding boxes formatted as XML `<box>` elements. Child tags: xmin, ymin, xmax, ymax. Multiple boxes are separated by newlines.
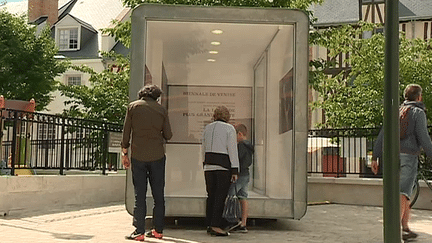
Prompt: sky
<box><xmin>6</xmin><ymin>0</ymin><xmax>27</xmax><ymax>3</ymax></box>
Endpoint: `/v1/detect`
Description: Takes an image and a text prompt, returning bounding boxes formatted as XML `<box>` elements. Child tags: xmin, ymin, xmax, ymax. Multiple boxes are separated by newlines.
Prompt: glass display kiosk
<box><xmin>126</xmin><ymin>4</ymin><xmax>309</xmax><ymax>220</ymax></box>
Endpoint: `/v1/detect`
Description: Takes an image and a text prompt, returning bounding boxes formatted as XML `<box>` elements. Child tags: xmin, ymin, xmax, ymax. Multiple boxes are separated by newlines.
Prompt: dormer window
<box><xmin>57</xmin><ymin>26</ymin><xmax>80</xmax><ymax>51</ymax></box>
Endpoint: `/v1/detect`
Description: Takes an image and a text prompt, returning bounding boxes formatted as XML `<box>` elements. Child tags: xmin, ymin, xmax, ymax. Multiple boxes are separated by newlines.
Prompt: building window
<box><xmin>58</xmin><ymin>28</ymin><xmax>79</xmax><ymax>50</ymax></box>
<box><xmin>38</xmin><ymin>124</ymin><xmax>56</xmax><ymax>149</ymax></box>
<box><xmin>67</xmin><ymin>75</ymin><xmax>81</xmax><ymax>86</ymax></box>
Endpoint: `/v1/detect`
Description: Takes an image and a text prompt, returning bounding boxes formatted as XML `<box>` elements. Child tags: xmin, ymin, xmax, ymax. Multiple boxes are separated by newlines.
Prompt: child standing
<box><xmin>228</xmin><ymin>123</ymin><xmax>254</xmax><ymax>233</ymax></box>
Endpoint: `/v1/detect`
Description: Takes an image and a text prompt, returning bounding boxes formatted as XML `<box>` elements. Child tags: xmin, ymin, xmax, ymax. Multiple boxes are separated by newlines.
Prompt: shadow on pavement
<box><xmin>163</xmin><ymin>217</ymin><xmax>295</xmax><ymax>232</ymax></box>
<box><xmin>0</xmin><ymin>222</ymin><xmax>94</xmax><ymax>241</ymax></box>
<box><xmin>0</xmin><ymin>202</ymin><xmax>124</xmax><ymax>220</ymax></box>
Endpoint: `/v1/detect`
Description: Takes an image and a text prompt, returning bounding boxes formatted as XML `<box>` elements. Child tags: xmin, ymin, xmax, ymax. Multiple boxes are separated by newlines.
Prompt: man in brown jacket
<box><xmin>121</xmin><ymin>84</ymin><xmax>172</xmax><ymax>241</ymax></box>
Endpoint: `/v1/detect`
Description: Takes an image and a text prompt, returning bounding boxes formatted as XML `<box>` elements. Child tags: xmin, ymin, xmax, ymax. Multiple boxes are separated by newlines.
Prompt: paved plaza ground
<box><xmin>1</xmin><ymin>203</ymin><xmax>432</xmax><ymax>242</ymax></box>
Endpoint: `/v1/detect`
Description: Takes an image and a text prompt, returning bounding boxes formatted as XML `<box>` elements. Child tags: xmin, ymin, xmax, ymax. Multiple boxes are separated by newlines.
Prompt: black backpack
<box><xmin>400</xmin><ymin>105</ymin><xmax>412</xmax><ymax>140</ymax></box>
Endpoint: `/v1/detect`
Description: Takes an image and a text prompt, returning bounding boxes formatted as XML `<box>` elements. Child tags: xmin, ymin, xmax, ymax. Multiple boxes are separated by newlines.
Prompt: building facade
<box><xmin>1</xmin><ymin>0</ymin><xmax>130</xmax><ymax>114</ymax></box>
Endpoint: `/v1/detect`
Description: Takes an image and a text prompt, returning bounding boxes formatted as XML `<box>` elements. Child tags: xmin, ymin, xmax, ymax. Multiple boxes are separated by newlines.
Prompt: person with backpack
<box><xmin>372</xmin><ymin>84</ymin><xmax>432</xmax><ymax>241</ymax></box>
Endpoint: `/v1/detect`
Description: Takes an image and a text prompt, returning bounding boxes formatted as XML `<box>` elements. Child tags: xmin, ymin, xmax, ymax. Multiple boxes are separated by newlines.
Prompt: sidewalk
<box><xmin>1</xmin><ymin>203</ymin><xmax>432</xmax><ymax>242</ymax></box>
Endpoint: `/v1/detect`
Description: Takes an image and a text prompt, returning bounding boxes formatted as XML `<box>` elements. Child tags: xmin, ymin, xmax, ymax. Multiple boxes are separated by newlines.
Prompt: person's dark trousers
<box><xmin>205</xmin><ymin>170</ymin><xmax>231</xmax><ymax>228</ymax></box>
<box><xmin>131</xmin><ymin>156</ymin><xmax>166</xmax><ymax>234</ymax></box>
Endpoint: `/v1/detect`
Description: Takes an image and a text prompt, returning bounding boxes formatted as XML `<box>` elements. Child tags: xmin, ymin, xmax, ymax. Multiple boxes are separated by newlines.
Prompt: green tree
<box><xmin>310</xmin><ymin>22</ymin><xmax>432</xmax><ymax>128</ymax></box>
<box><xmin>58</xmin><ymin>53</ymin><xmax>129</xmax><ymax>123</ymax></box>
<box><xmin>0</xmin><ymin>11</ymin><xmax>68</xmax><ymax>110</ymax></box>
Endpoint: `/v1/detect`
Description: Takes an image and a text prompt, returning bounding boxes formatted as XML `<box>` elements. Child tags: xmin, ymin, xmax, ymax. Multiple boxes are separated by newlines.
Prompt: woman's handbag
<box><xmin>222</xmin><ymin>186</ymin><xmax>242</xmax><ymax>223</ymax></box>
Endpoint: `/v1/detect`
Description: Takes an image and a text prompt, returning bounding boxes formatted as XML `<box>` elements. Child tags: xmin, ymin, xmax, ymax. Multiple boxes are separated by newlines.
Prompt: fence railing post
<box><xmin>10</xmin><ymin>111</ymin><xmax>18</xmax><ymax>176</ymax></box>
<box><xmin>60</xmin><ymin>117</ymin><xmax>65</xmax><ymax>175</ymax></box>
<box><xmin>337</xmin><ymin>130</ymin><xmax>341</xmax><ymax>177</ymax></box>
<box><xmin>102</xmin><ymin>124</ymin><xmax>108</xmax><ymax>175</ymax></box>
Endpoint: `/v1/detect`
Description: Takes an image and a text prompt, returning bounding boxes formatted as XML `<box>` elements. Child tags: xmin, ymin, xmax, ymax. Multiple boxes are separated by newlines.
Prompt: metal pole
<box><xmin>0</xmin><ymin>114</ymin><xmax>3</xmax><ymax>169</ymax></box>
<box><xmin>102</xmin><ymin>125</ymin><xmax>108</xmax><ymax>175</ymax></box>
<box><xmin>383</xmin><ymin>0</ymin><xmax>400</xmax><ymax>242</ymax></box>
<box><xmin>11</xmin><ymin>111</ymin><xmax>18</xmax><ymax>176</ymax></box>
<box><xmin>60</xmin><ymin>117</ymin><xmax>65</xmax><ymax>175</ymax></box>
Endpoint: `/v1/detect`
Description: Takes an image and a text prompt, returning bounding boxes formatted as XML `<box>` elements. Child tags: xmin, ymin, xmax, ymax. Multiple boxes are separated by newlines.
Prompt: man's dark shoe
<box><xmin>125</xmin><ymin>230</ymin><xmax>145</xmax><ymax>241</ymax></box>
<box><xmin>402</xmin><ymin>229</ymin><xmax>418</xmax><ymax>241</ymax></box>
<box><xmin>208</xmin><ymin>227</ymin><xmax>229</xmax><ymax>236</ymax></box>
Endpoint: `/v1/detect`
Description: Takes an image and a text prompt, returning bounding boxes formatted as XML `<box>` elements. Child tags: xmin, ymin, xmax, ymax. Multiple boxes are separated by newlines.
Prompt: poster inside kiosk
<box><xmin>127</xmin><ymin>4</ymin><xmax>309</xmax><ymax>220</ymax></box>
<box><xmin>168</xmin><ymin>86</ymin><xmax>252</xmax><ymax>143</ymax></box>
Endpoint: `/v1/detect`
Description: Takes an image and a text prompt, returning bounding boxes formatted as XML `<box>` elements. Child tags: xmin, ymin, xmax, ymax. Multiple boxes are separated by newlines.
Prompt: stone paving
<box><xmin>1</xmin><ymin>203</ymin><xmax>432</xmax><ymax>242</ymax></box>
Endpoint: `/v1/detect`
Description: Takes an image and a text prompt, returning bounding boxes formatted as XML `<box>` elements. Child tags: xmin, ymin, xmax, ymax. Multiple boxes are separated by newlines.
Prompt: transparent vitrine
<box><xmin>126</xmin><ymin>4</ymin><xmax>309</xmax><ymax>219</ymax></box>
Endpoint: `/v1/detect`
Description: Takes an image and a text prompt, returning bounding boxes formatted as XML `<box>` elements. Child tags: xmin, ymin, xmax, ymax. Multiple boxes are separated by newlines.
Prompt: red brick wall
<box><xmin>45</xmin><ymin>0</ymin><xmax>58</xmax><ymax>25</ymax></box>
<box><xmin>28</xmin><ymin>0</ymin><xmax>58</xmax><ymax>25</ymax></box>
<box><xmin>28</xmin><ymin>0</ymin><xmax>43</xmax><ymax>23</ymax></box>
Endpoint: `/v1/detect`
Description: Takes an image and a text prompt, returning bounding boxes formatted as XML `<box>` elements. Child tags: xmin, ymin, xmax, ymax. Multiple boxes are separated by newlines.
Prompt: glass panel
<box><xmin>253</xmin><ymin>53</ymin><xmax>267</xmax><ymax>193</ymax></box>
<box><xmin>58</xmin><ymin>28</ymin><xmax>78</xmax><ymax>50</ymax></box>
<box><xmin>67</xmin><ymin>76</ymin><xmax>81</xmax><ymax>86</ymax></box>
<box><xmin>59</xmin><ymin>29</ymin><xmax>68</xmax><ymax>49</ymax></box>
<box><xmin>265</xmin><ymin>25</ymin><xmax>295</xmax><ymax>199</ymax></box>
<box><xmin>144</xmin><ymin>20</ymin><xmax>292</xmax><ymax>197</ymax></box>
<box><xmin>69</xmin><ymin>28</ymin><xmax>78</xmax><ymax>49</ymax></box>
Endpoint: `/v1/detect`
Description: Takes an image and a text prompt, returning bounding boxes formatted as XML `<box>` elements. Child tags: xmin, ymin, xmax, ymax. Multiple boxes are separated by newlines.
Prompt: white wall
<box><xmin>46</xmin><ymin>59</ymin><xmax>104</xmax><ymax>114</ymax></box>
<box><xmin>0</xmin><ymin>175</ymin><xmax>125</xmax><ymax>216</ymax></box>
<box><xmin>308</xmin><ymin>177</ymin><xmax>432</xmax><ymax>211</ymax></box>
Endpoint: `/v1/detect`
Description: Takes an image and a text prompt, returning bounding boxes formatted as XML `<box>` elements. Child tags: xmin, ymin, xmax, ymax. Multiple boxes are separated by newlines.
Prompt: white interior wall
<box><xmin>166</xmin><ymin>63</ymin><xmax>252</xmax><ymax>86</ymax></box>
<box><xmin>165</xmin><ymin>144</ymin><xmax>205</xmax><ymax>196</ymax></box>
<box><xmin>146</xmin><ymin>37</ymin><xmax>164</xmax><ymax>86</ymax></box>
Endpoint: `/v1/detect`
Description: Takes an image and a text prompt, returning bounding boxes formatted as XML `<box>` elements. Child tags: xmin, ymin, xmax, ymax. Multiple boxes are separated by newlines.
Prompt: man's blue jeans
<box><xmin>131</xmin><ymin>156</ymin><xmax>166</xmax><ymax>233</ymax></box>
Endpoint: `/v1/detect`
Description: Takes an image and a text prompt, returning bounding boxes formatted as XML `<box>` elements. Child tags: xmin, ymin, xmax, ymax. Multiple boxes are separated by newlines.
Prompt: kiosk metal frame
<box><xmin>127</xmin><ymin>4</ymin><xmax>309</xmax><ymax>220</ymax></box>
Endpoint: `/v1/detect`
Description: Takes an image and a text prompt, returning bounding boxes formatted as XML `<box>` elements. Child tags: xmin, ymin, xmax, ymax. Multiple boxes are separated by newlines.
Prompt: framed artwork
<box><xmin>279</xmin><ymin>68</ymin><xmax>293</xmax><ymax>134</ymax></box>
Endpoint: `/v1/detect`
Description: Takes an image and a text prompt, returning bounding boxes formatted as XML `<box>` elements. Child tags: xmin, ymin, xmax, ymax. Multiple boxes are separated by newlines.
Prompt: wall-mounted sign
<box><xmin>108</xmin><ymin>132</ymin><xmax>122</xmax><ymax>153</ymax></box>
<box><xmin>168</xmin><ymin>85</ymin><xmax>252</xmax><ymax>143</ymax></box>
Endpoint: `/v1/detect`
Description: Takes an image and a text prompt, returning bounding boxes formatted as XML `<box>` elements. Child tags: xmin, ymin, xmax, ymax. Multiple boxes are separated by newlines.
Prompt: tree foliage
<box><xmin>310</xmin><ymin>22</ymin><xmax>432</xmax><ymax>128</ymax></box>
<box><xmin>0</xmin><ymin>11</ymin><xmax>68</xmax><ymax>110</ymax></box>
<box><xmin>122</xmin><ymin>0</ymin><xmax>322</xmax><ymax>8</ymax></box>
<box><xmin>58</xmin><ymin>53</ymin><xmax>129</xmax><ymax>123</ymax></box>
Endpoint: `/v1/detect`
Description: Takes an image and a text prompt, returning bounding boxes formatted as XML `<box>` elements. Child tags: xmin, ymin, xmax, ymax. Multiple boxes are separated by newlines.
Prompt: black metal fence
<box><xmin>0</xmin><ymin>108</ymin><xmax>123</xmax><ymax>175</ymax></box>
<box><xmin>1</xmin><ymin>107</ymin><xmax>427</xmax><ymax>178</ymax></box>
<box><xmin>308</xmin><ymin>126</ymin><xmax>432</xmax><ymax>178</ymax></box>
<box><xmin>308</xmin><ymin>127</ymin><xmax>383</xmax><ymax>178</ymax></box>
